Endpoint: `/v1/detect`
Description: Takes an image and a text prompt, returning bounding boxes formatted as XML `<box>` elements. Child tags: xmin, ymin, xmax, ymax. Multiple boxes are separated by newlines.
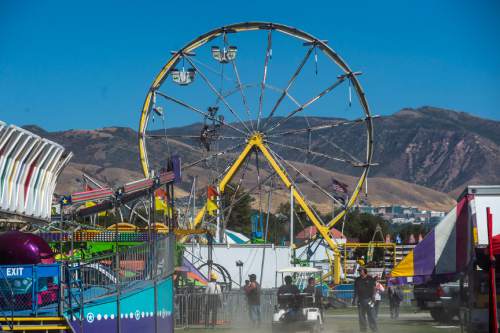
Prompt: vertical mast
<box><xmin>290</xmin><ymin>185</ymin><xmax>294</xmax><ymax>265</ymax></box>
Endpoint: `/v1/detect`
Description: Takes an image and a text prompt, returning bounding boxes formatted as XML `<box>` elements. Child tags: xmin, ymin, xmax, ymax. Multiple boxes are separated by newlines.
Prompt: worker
<box><xmin>243</xmin><ymin>273</ymin><xmax>261</xmax><ymax>327</ymax></box>
<box><xmin>205</xmin><ymin>271</ymin><xmax>222</xmax><ymax>328</ymax></box>
<box><xmin>388</xmin><ymin>279</ymin><xmax>403</xmax><ymax>319</ymax></box>
<box><xmin>354</xmin><ymin>256</ymin><xmax>366</xmax><ymax>277</ymax></box>
<box><xmin>303</xmin><ymin>277</ymin><xmax>323</xmax><ymax>319</ymax></box>
<box><xmin>277</xmin><ymin>275</ymin><xmax>300</xmax><ymax>308</ymax></box>
<box><xmin>353</xmin><ymin>267</ymin><xmax>378</xmax><ymax>332</ymax></box>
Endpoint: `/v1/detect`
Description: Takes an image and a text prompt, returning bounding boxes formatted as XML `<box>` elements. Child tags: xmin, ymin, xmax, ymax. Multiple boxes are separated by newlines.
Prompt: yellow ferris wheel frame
<box><xmin>138</xmin><ymin>22</ymin><xmax>374</xmax><ymax>280</ymax></box>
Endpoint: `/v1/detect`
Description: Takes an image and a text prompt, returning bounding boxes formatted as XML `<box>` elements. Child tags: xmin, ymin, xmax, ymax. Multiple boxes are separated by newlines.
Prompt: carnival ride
<box><xmin>138</xmin><ymin>22</ymin><xmax>375</xmax><ymax>284</ymax></box>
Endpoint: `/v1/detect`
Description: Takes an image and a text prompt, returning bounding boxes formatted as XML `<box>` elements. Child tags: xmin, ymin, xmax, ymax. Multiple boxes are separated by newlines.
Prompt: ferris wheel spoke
<box><xmin>315</xmin><ymin>132</ymin><xmax>363</xmax><ymax>164</ymax></box>
<box><xmin>221</xmin><ymin>156</ymin><xmax>251</xmax><ymax>229</ymax></box>
<box><xmin>256</xmin><ymin>30</ymin><xmax>273</xmax><ymax>130</ymax></box>
<box><xmin>265</xmin><ymin>76</ymin><xmax>347</xmax><ymax>134</ymax></box>
<box><xmin>222</xmin><ymin>33</ymin><xmax>255</xmax><ymax>131</ymax></box>
<box><xmin>155</xmin><ymin>91</ymin><xmax>248</xmax><ymax>137</ymax></box>
<box><xmin>189</xmin><ymin>57</ymin><xmax>236</xmax><ymax>84</ymax></box>
<box><xmin>185</xmin><ymin>56</ymin><xmax>252</xmax><ymax>134</ymax></box>
<box><xmin>261</xmin><ymin>46</ymin><xmax>315</xmax><ymax>131</ymax></box>
<box><xmin>202</xmin><ymin>170</ymin><xmax>277</xmax><ymax>226</ymax></box>
<box><xmin>266</xmin><ymin>116</ymin><xmax>372</xmax><ymax>138</ymax></box>
<box><xmin>147</xmin><ymin>134</ymin><xmax>246</xmax><ymax>140</ymax></box>
<box><xmin>264</xmin><ymin>83</ymin><xmax>302</xmax><ymax>107</ymax></box>
<box><xmin>266</xmin><ymin>139</ymin><xmax>368</xmax><ymax>167</ymax></box>
<box><xmin>267</xmin><ymin>146</ymin><xmax>345</xmax><ymax>206</ymax></box>
<box><xmin>266</xmin><ymin>147</ymin><xmax>325</xmax><ymax>224</ymax></box>
<box><xmin>182</xmin><ymin>142</ymin><xmax>246</xmax><ymax>170</ymax></box>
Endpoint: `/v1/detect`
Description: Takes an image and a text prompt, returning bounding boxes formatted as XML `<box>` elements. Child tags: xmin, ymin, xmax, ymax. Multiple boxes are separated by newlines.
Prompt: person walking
<box><xmin>373</xmin><ymin>276</ymin><xmax>385</xmax><ymax>318</ymax></box>
<box><xmin>388</xmin><ymin>280</ymin><xmax>403</xmax><ymax>319</ymax></box>
<box><xmin>205</xmin><ymin>271</ymin><xmax>222</xmax><ymax>328</ymax></box>
<box><xmin>243</xmin><ymin>273</ymin><xmax>261</xmax><ymax>327</ymax></box>
<box><xmin>352</xmin><ymin>267</ymin><xmax>378</xmax><ymax>332</ymax></box>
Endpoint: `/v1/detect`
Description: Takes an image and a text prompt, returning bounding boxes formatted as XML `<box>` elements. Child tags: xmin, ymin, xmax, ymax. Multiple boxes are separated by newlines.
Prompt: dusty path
<box><xmin>178</xmin><ymin>307</ymin><xmax>461</xmax><ymax>333</ymax></box>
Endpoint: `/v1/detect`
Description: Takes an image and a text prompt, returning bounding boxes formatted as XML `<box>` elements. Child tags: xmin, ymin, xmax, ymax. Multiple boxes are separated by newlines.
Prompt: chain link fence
<box><xmin>174</xmin><ymin>289</ymin><xmax>277</xmax><ymax>329</ymax></box>
<box><xmin>172</xmin><ymin>283</ymin><xmax>416</xmax><ymax>329</ymax></box>
<box><xmin>0</xmin><ymin>264</ymin><xmax>61</xmax><ymax>316</ymax></box>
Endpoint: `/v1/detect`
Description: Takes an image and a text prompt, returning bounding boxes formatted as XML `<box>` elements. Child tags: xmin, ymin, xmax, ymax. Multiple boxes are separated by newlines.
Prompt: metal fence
<box><xmin>0</xmin><ymin>264</ymin><xmax>61</xmax><ymax>316</ymax></box>
<box><xmin>173</xmin><ymin>284</ymin><xmax>416</xmax><ymax>329</ymax></box>
<box><xmin>174</xmin><ymin>289</ymin><xmax>277</xmax><ymax>329</ymax></box>
<box><xmin>0</xmin><ymin>268</ymin><xmax>14</xmax><ymax>330</ymax></box>
<box><xmin>64</xmin><ymin>234</ymin><xmax>175</xmax><ymax>321</ymax></box>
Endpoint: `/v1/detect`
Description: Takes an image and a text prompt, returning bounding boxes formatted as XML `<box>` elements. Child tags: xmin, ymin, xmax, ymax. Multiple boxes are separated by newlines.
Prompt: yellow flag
<box><xmin>207</xmin><ymin>198</ymin><xmax>218</xmax><ymax>216</ymax></box>
<box><xmin>155</xmin><ymin>196</ymin><xmax>172</xmax><ymax>216</ymax></box>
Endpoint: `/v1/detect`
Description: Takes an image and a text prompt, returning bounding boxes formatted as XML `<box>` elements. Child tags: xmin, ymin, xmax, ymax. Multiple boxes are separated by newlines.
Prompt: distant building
<box><xmin>355</xmin><ymin>204</ymin><xmax>446</xmax><ymax>226</ymax></box>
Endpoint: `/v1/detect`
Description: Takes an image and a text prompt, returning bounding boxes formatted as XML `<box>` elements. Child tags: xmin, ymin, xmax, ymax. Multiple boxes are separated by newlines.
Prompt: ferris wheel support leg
<box><xmin>256</xmin><ymin>141</ymin><xmax>342</xmax><ymax>283</ymax></box>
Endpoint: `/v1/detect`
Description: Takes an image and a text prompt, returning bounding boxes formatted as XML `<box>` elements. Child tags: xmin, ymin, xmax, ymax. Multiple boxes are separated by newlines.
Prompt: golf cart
<box><xmin>272</xmin><ymin>267</ymin><xmax>323</xmax><ymax>333</ymax></box>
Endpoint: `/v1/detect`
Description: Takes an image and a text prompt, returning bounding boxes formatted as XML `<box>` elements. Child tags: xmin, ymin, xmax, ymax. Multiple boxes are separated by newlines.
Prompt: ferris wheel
<box><xmin>138</xmin><ymin>22</ymin><xmax>374</xmax><ymax>250</ymax></box>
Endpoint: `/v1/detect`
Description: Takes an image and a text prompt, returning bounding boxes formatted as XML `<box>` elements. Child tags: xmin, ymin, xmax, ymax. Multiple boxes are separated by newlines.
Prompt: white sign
<box><xmin>6</xmin><ymin>267</ymin><xmax>24</xmax><ymax>277</ymax></box>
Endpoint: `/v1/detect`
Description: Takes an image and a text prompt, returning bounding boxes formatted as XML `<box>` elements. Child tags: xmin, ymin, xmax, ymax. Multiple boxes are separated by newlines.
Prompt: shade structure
<box><xmin>391</xmin><ymin>195</ymin><xmax>473</xmax><ymax>278</ymax></box>
<box><xmin>224</xmin><ymin>229</ymin><xmax>250</xmax><ymax>244</ymax></box>
<box><xmin>0</xmin><ymin>122</ymin><xmax>72</xmax><ymax>220</ymax></box>
<box><xmin>179</xmin><ymin>256</ymin><xmax>208</xmax><ymax>286</ymax></box>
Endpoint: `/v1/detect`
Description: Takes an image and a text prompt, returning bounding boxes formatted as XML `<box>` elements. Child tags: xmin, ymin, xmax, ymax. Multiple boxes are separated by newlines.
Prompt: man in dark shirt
<box><xmin>353</xmin><ymin>267</ymin><xmax>378</xmax><ymax>332</ymax></box>
<box><xmin>277</xmin><ymin>275</ymin><xmax>300</xmax><ymax>308</ymax></box>
<box><xmin>244</xmin><ymin>273</ymin><xmax>261</xmax><ymax>327</ymax></box>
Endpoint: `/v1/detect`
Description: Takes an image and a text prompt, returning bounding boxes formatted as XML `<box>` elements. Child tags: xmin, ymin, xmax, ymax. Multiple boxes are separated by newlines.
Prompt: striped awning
<box><xmin>391</xmin><ymin>195</ymin><xmax>473</xmax><ymax>278</ymax></box>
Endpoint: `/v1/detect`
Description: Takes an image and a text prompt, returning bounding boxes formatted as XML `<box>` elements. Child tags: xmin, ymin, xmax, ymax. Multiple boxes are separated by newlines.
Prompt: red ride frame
<box><xmin>487</xmin><ymin>207</ymin><xmax>498</xmax><ymax>332</ymax></box>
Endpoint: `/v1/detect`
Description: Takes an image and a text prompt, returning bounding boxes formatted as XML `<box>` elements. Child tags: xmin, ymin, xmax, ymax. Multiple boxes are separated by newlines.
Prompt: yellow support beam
<box><xmin>182</xmin><ymin>133</ymin><xmax>350</xmax><ymax>283</ymax></box>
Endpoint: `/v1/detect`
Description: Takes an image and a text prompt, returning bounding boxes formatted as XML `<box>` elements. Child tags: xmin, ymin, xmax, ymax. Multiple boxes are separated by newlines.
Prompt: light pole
<box><xmin>236</xmin><ymin>260</ymin><xmax>244</xmax><ymax>288</ymax></box>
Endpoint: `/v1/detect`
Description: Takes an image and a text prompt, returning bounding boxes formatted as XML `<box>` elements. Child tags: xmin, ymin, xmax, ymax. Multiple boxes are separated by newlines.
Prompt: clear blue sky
<box><xmin>0</xmin><ymin>0</ymin><xmax>499</xmax><ymax>131</ymax></box>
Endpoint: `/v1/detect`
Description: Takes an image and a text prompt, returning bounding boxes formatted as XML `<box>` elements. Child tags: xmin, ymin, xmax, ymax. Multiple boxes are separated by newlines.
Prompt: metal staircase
<box><xmin>0</xmin><ymin>317</ymin><xmax>71</xmax><ymax>332</ymax></box>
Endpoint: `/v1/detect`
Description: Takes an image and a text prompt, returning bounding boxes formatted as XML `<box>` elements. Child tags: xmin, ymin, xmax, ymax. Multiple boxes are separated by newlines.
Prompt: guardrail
<box><xmin>64</xmin><ymin>234</ymin><xmax>174</xmax><ymax>315</ymax></box>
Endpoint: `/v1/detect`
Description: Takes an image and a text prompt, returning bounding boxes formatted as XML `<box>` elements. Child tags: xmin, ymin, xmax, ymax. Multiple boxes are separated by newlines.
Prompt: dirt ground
<box><xmin>178</xmin><ymin>307</ymin><xmax>462</xmax><ymax>333</ymax></box>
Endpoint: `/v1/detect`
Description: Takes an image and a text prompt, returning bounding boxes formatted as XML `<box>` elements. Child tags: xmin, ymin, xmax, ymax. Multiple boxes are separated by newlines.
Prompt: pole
<box><xmin>58</xmin><ymin>203</ymin><xmax>64</xmax><ymax>316</ymax></box>
<box><xmin>487</xmin><ymin>207</ymin><xmax>498</xmax><ymax>333</ymax></box>
<box><xmin>239</xmin><ymin>265</ymin><xmax>242</xmax><ymax>287</ymax></box>
<box><xmin>259</xmin><ymin>187</ymin><xmax>273</xmax><ymax>286</ymax></box>
<box><xmin>115</xmin><ymin>211</ymin><xmax>121</xmax><ymax>333</ymax></box>
<box><xmin>216</xmin><ymin>186</ymin><xmax>221</xmax><ymax>243</ymax></box>
<box><xmin>290</xmin><ymin>185</ymin><xmax>294</xmax><ymax>265</ymax></box>
<box><xmin>192</xmin><ymin>177</ymin><xmax>196</xmax><ymax>229</ymax></box>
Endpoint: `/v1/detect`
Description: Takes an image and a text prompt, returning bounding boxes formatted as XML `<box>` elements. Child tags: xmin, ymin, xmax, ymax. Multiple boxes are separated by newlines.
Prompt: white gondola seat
<box><xmin>171</xmin><ymin>68</ymin><xmax>196</xmax><ymax>85</ymax></box>
<box><xmin>211</xmin><ymin>46</ymin><xmax>238</xmax><ymax>64</ymax></box>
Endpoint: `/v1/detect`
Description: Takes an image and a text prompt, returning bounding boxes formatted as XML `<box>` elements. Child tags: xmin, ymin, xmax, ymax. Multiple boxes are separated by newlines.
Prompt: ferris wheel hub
<box><xmin>248</xmin><ymin>132</ymin><xmax>265</xmax><ymax>145</ymax></box>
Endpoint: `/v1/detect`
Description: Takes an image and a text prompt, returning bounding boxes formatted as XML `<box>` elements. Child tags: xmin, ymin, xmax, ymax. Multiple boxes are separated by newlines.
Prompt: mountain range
<box><xmin>23</xmin><ymin>106</ymin><xmax>500</xmax><ymax>213</ymax></box>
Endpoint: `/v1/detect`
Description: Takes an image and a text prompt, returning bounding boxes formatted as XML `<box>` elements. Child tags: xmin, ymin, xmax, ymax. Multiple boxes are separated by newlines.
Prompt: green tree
<box><xmin>221</xmin><ymin>184</ymin><xmax>254</xmax><ymax>236</ymax></box>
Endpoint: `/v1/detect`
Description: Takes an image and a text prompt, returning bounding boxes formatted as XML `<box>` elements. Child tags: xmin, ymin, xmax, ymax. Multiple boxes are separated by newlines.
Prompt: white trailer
<box><xmin>459</xmin><ymin>185</ymin><xmax>500</xmax><ymax>332</ymax></box>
